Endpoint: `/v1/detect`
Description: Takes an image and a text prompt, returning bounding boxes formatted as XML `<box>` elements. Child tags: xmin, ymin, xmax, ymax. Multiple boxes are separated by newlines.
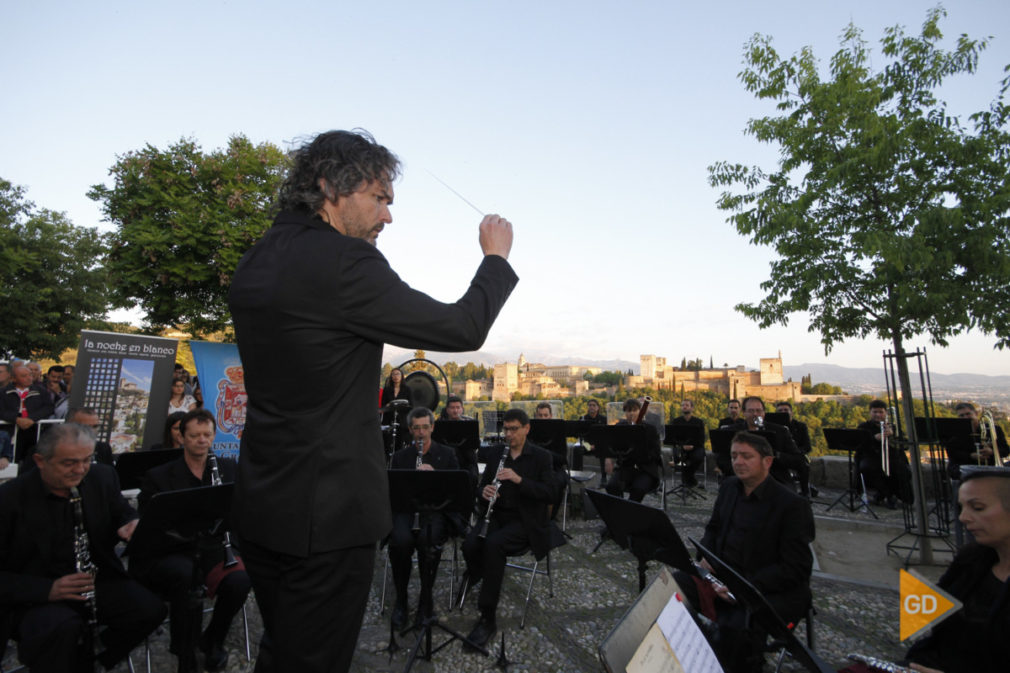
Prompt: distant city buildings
<box><xmin>630</xmin><ymin>351</ymin><xmax>803</xmax><ymax>401</ymax></box>
<box><xmin>480</xmin><ymin>351</ymin><xmax>804</xmax><ymax>403</ymax></box>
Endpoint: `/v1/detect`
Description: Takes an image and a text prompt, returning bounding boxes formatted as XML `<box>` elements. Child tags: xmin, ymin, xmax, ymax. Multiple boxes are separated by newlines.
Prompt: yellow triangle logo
<box><xmin>899</xmin><ymin>569</ymin><xmax>962</xmax><ymax>642</ymax></box>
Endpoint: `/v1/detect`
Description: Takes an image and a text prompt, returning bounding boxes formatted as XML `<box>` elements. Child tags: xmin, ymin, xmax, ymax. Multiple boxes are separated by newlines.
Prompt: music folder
<box><xmin>126</xmin><ymin>483</ymin><xmax>234</xmax><ymax>560</ymax></box>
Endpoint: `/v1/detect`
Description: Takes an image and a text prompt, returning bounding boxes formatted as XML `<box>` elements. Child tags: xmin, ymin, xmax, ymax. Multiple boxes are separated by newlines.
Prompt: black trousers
<box><xmin>239</xmin><ymin>536</ymin><xmax>375</xmax><ymax>673</ymax></box>
<box><xmin>674</xmin><ymin>447</ymin><xmax>706</xmax><ymax>485</ymax></box>
<box><xmin>462</xmin><ymin>513</ymin><xmax>531</xmax><ymax>618</ymax></box>
<box><xmin>14</xmin><ymin>576</ymin><xmax>165</xmax><ymax>673</ymax></box>
<box><xmin>134</xmin><ymin>553</ymin><xmax>251</xmax><ymax>649</ymax></box>
<box><xmin>606</xmin><ymin>467</ymin><xmax>658</xmax><ymax>502</ymax></box>
<box><xmin>389</xmin><ymin>512</ymin><xmax>449</xmax><ymax>609</ymax></box>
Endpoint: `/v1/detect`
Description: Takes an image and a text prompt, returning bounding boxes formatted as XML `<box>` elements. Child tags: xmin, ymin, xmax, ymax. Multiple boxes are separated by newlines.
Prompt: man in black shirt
<box><xmin>670</xmin><ymin>399</ymin><xmax>707</xmax><ymax>489</ymax></box>
<box><xmin>855</xmin><ymin>400</ymin><xmax>911</xmax><ymax>508</ymax></box>
<box><xmin>683</xmin><ymin>431</ymin><xmax>814</xmax><ymax>673</ymax></box>
<box><xmin>0</xmin><ymin>423</ymin><xmax>165</xmax><ymax>672</ymax></box>
<box><xmin>718</xmin><ymin>399</ymin><xmax>741</xmax><ymax>428</ymax></box>
<box><xmin>388</xmin><ymin>407</ymin><xmax>460</xmax><ymax>629</ymax></box>
<box><xmin>133</xmin><ymin>409</ymin><xmax>251</xmax><ymax>671</ymax></box>
<box><xmin>728</xmin><ymin>396</ymin><xmax>801</xmax><ymax>489</ymax></box>
<box><xmin>774</xmin><ymin>401</ymin><xmax>816</xmax><ymax>498</ymax></box>
<box><xmin>605</xmin><ymin>398</ymin><xmax>662</xmax><ymax>502</ymax></box>
<box><xmin>460</xmin><ymin>409</ymin><xmax>557</xmax><ymax>648</ymax></box>
<box><xmin>945</xmin><ymin>402</ymin><xmax>1009</xmax><ymax>478</ymax></box>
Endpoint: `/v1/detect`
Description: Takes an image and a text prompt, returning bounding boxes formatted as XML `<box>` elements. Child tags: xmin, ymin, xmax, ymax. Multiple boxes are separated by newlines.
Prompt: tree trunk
<box><xmin>892</xmin><ymin>335</ymin><xmax>933</xmax><ymax>564</ymax></box>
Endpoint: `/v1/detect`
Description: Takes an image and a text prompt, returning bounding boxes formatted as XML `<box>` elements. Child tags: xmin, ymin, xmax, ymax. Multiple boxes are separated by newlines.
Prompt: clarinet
<box><xmin>412</xmin><ymin>440</ymin><xmax>424</xmax><ymax>532</ymax></box>
<box><xmin>207</xmin><ymin>451</ymin><xmax>239</xmax><ymax>568</ymax></box>
<box><xmin>846</xmin><ymin>653</ymin><xmax>912</xmax><ymax>673</ymax></box>
<box><xmin>479</xmin><ymin>446</ymin><xmax>510</xmax><ymax>538</ymax></box>
<box><xmin>69</xmin><ymin>486</ymin><xmax>100</xmax><ymax>663</ymax></box>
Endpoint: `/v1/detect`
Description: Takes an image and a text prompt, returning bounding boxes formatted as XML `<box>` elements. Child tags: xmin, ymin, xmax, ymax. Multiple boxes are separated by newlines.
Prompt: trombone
<box><xmin>977</xmin><ymin>409</ymin><xmax>1003</xmax><ymax>466</ymax></box>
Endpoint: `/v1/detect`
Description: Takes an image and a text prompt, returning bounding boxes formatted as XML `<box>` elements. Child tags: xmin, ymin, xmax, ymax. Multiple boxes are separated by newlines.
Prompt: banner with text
<box><xmin>68</xmin><ymin>330</ymin><xmax>178</xmax><ymax>453</ymax></box>
<box><xmin>189</xmin><ymin>341</ymin><xmax>246</xmax><ymax>460</ymax></box>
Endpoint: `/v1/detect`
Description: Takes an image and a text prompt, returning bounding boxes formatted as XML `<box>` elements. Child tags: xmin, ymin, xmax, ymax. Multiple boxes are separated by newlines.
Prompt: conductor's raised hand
<box><xmin>479</xmin><ymin>214</ymin><xmax>513</xmax><ymax>260</ymax></box>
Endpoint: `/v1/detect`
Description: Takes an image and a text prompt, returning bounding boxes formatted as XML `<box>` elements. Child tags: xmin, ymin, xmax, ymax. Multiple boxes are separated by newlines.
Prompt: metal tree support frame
<box><xmin>882</xmin><ymin>348</ymin><xmax>956</xmax><ymax>566</ymax></box>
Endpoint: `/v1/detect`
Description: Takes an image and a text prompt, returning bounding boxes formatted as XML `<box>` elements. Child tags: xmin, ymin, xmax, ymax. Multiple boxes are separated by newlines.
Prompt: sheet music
<box><xmin>655</xmin><ymin>593</ymin><xmax>723</xmax><ymax>673</ymax></box>
<box><xmin>626</xmin><ymin>623</ymin><xmax>681</xmax><ymax>673</ymax></box>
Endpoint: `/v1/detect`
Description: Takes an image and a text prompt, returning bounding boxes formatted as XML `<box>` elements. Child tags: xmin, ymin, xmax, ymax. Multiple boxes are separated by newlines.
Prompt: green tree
<box><xmin>709</xmin><ymin>7</ymin><xmax>1010</xmax><ymax>560</ymax></box>
<box><xmin>0</xmin><ymin>178</ymin><xmax>111</xmax><ymax>359</ymax></box>
<box><xmin>88</xmin><ymin>135</ymin><xmax>289</xmax><ymax>337</ymax></box>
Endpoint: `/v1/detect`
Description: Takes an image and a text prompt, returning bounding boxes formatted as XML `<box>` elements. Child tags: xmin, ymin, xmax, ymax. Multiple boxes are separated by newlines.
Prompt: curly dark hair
<box><xmin>277</xmin><ymin>129</ymin><xmax>401</xmax><ymax>214</ymax></box>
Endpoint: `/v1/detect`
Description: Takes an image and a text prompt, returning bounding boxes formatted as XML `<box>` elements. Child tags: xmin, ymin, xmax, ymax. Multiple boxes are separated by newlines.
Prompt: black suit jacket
<box><xmin>229</xmin><ymin>209</ymin><xmax>518</xmax><ymax>556</ymax></box>
<box><xmin>390</xmin><ymin>440</ymin><xmax>458</xmax><ymax>472</ymax></box>
<box><xmin>0</xmin><ymin>465</ymin><xmax>136</xmax><ymax>621</ymax></box>
<box><xmin>700</xmin><ymin>475</ymin><xmax>814</xmax><ymax>622</ymax></box>
<box><xmin>137</xmin><ymin>454</ymin><xmax>238</xmax><ymax>513</ymax></box>
<box><xmin>477</xmin><ymin>441</ymin><xmax>557</xmax><ymax>559</ymax></box>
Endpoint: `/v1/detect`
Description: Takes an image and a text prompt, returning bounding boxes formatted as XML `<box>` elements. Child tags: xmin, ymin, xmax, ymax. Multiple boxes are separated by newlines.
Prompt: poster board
<box><xmin>189</xmin><ymin>341</ymin><xmax>246</xmax><ymax>460</ymax></box>
<box><xmin>68</xmin><ymin>330</ymin><xmax>178</xmax><ymax>452</ymax></box>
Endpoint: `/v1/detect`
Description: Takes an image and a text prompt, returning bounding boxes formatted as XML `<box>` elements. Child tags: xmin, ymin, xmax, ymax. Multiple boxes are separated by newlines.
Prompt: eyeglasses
<box><xmin>410</xmin><ymin>424</ymin><xmax>431</xmax><ymax>431</ymax></box>
<box><xmin>503</xmin><ymin>424</ymin><xmax>523</xmax><ymax>433</ymax></box>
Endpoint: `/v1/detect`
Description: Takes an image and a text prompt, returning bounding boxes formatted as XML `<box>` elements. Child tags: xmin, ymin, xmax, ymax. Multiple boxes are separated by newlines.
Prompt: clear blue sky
<box><xmin>4</xmin><ymin>1</ymin><xmax>1009</xmax><ymax>375</ymax></box>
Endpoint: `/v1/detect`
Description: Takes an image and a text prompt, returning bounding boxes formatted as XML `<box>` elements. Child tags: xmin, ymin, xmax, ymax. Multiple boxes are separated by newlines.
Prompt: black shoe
<box><xmin>874</xmin><ymin>492</ymin><xmax>887</xmax><ymax>506</ymax></box>
<box><xmin>809</xmin><ymin>485</ymin><xmax>819</xmax><ymax>498</ymax></box>
<box><xmin>685</xmin><ymin>479</ymin><xmax>699</xmax><ymax>489</ymax></box>
<box><xmin>391</xmin><ymin>600</ymin><xmax>408</xmax><ymax>630</ymax></box>
<box><xmin>886</xmin><ymin>495</ymin><xmax>898</xmax><ymax>510</ymax></box>
<box><xmin>199</xmin><ymin>634</ymin><xmax>228</xmax><ymax>673</ymax></box>
<box><xmin>465</xmin><ymin>615</ymin><xmax>496</xmax><ymax>650</ymax></box>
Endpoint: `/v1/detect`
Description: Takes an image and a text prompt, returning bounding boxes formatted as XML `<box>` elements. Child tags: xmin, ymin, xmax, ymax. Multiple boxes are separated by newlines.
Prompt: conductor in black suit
<box><xmin>228</xmin><ymin>129</ymin><xmax>518</xmax><ymax>673</ymax></box>
<box><xmin>685</xmin><ymin>431</ymin><xmax>814</xmax><ymax>673</ymax></box>
<box><xmin>0</xmin><ymin>423</ymin><xmax>165</xmax><ymax>672</ymax></box>
<box><xmin>132</xmin><ymin>409</ymin><xmax>251</xmax><ymax>672</ymax></box>
<box><xmin>388</xmin><ymin>406</ymin><xmax>460</xmax><ymax>630</ymax></box>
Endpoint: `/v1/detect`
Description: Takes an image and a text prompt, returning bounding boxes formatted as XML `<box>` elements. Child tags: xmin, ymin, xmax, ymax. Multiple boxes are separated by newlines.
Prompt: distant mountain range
<box><xmin>383</xmin><ymin>347</ymin><xmax>1008</xmax><ymax>407</ymax></box>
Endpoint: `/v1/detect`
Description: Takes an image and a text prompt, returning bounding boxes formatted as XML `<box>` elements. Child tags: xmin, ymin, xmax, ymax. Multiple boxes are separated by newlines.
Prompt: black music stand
<box><xmin>823</xmin><ymin>428</ymin><xmax>876</xmax><ymax>518</ymax></box>
<box><xmin>386</xmin><ymin>469</ymin><xmax>489</xmax><ymax>668</ymax></box>
<box><xmin>432</xmin><ymin>420</ymin><xmax>480</xmax><ymax>483</ymax></box>
<box><xmin>115</xmin><ymin>448</ymin><xmax>183</xmax><ymax>491</ymax></box>
<box><xmin>709</xmin><ymin>428</ymin><xmax>736</xmax><ymax>480</ymax></box>
<box><xmin>481</xmin><ymin>409</ymin><xmax>504</xmax><ymax>444</ymax></box>
<box><xmin>586</xmin><ymin>489</ymin><xmax>699</xmax><ymax>592</ymax></box>
<box><xmin>689</xmin><ymin>538</ymin><xmax>833</xmax><ymax>673</ymax></box>
<box><xmin>765</xmin><ymin>412</ymin><xmax>790</xmax><ymax>427</ymax></box>
<box><xmin>586</xmin><ymin>423</ymin><xmax>657</xmax><ymax>501</ymax></box>
<box><xmin>663</xmin><ymin>423</ymin><xmax>707</xmax><ymax>503</ymax></box>
<box><xmin>127</xmin><ymin>484</ymin><xmax>235</xmax><ymax>673</ymax></box>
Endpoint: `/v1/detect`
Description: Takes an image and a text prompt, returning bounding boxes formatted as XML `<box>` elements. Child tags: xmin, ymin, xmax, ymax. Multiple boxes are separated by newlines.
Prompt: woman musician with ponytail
<box><xmin>132</xmin><ymin>409</ymin><xmax>251</xmax><ymax>672</ymax></box>
<box><xmin>845</xmin><ymin>466</ymin><xmax>1010</xmax><ymax>673</ymax></box>
<box><xmin>604</xmin><ymin>397</ymin><xmax>663</xmax><ymax>503</ymax></box>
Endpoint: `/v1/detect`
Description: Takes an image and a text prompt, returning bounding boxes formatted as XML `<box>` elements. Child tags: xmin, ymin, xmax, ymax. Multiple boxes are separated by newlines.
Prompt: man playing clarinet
<box><xmin>387</xmin><ymin>407</ymin><xmax>460</xmax><ymax>630</ymax></box>
<box><xmin>132</xmin><ymin>409</ymin><xmax>251</xmax><ymax>672</ymax></box>
<box><xmin>460</xmin><ymin>408</ymin><xmax>559</xmax><ymax>648</ymax></box>
<box><xmin>0</xmin><ymin>423</ymin><xmax>165</xmax><ymax>672</ymax></box>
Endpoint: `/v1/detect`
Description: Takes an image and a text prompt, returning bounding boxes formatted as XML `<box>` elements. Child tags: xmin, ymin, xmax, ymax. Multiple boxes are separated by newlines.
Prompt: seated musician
<box><xmin>718</xmin><ymin>398</ymin><xmax>741</xmax><ymax>429</ymax></box>
<box><xmin>440</xmin><ymin>394</ymin><xmax>473</xmax><ymax>421</ymax></box>
<box><xmin>855</xmin><ymin>400</ymin><xmax>911</xmax><ymax>509</ymax></box>
<box><xmin>388</xmin><ymin>406</ymin><xmax>460</xmax><ymax>630</ymax></box>
<box><xmin>945</xmin><ymin>402</ymin><xmax>1009</xmax><ymax>479</ymax></box>
<box><xmin>0</xmin><ymin>423</ymin><xmax>166</xmax><ymax>672</ymax></box>
<box><xmin>670</xmin><ymin>399</ymin><xmax>707</xmax><ymax>489</ymax></box>
<box><xmin>680</xmin><ymin>431</ymin><xmax>814</xmax><ymax>673</ymax></box>
<box><xmin>581</xmin><ymin>399</ymin><xmax>607</xmax><ymax>426</ymax></box>
<box><xmin>727</xmin><ymin>396</ymin><xmax>802</xmax><ymax>490</ymax></box>
<box><xmin>460</xmin><ymin>408</ymin><xmax>559</xmax><ymax>648</ymax></box>
<box><xmin>899</xmin><ymin>466</ymin><xmax>1010</xmax><ymax>673</ymax></box>
<box><xmin>131</xmin><ymin>409</ymin><xmax>251</xmax><ymax>672</ymax></box>
<box><xmin>604</xmin><ymin>398</ymin><xmax>662</xmax><ymax>503</ymax></box>
<box><xmin>775</xmin><ymin>401</ymin><xmax>817</xmax><ymax>498</ymax></box>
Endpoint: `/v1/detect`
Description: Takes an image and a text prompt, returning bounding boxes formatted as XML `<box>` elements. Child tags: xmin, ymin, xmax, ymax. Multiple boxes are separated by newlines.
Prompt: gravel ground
<box><xmin>3</xmin><ymin>480</ymin><xmax>927</xmax><ymax>673</ymax></box>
